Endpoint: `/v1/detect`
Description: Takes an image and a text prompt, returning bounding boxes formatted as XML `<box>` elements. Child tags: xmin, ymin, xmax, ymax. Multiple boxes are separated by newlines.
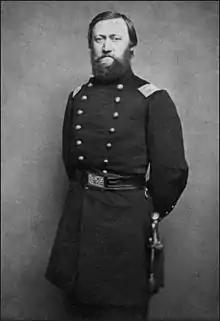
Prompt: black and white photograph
<box><xmin>1</xmin><ymin>1</ymin><xmax>219</xmax><ymax>320</ymax></box>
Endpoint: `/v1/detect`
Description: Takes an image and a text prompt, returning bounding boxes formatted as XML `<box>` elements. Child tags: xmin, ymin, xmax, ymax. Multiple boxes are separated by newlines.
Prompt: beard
<box><xmin>91</xmin><ymin>49</ymin><xmax>132</xmax><ymax>82</ymax></box>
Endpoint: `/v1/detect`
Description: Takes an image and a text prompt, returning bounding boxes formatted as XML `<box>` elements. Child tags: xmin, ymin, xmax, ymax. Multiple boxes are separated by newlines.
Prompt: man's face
<box><xmin>90</xmin><ymin>18</ymin><xmax>133</xmax><ymax>80</ymax></box>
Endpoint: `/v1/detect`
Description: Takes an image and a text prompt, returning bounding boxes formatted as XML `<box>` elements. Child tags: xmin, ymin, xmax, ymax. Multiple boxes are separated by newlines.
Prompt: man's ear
<box><xmin>130</xmin><ymin>47</ymin><xmax>135</xmax><ymax>58</ymax></box>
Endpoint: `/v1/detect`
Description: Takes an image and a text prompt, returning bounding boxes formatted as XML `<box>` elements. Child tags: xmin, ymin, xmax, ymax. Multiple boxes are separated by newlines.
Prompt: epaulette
<box><xmin>138</xmin><ymin>83</ymin><xmax>161</xmax><ymax>98</ymax></box>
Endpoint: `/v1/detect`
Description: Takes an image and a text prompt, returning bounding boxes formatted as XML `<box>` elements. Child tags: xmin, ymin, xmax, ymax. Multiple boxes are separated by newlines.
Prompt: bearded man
<box><xmin>45</xmin><ymin>11</ymin><xmax>189</xmax><ymax>320</ymax></box>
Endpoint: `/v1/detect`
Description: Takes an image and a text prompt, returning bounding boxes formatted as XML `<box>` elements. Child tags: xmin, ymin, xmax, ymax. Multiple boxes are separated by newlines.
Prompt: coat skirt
<box><xmin>45</xmin><ymin>180</ymin><xmax>153</xmax><ymax>308</ymax></box>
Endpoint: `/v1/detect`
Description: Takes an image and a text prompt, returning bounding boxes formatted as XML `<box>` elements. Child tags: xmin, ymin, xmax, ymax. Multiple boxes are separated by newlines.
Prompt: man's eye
<box><xmin>95</xmin><ymin>37</ymin><xmax>103</xmax><ymax>43</ymax></box>
<box><xmin>112</xmin><ymin>37</ymin><xmax>121</xmax><ymax>41</ymax></box>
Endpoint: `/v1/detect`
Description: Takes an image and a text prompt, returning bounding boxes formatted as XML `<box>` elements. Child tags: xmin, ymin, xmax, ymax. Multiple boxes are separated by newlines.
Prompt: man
<box><xmin>45</xmin><ymin>11</ymin><xmax>189</xmax><ymax>320</ymax></box>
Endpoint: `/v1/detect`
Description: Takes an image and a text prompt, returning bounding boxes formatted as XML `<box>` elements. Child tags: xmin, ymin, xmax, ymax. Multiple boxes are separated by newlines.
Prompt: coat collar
<box><xmin>90</xmin><ymin>69</ymin><xmax>135</xmax><ymax>86</ymax></box>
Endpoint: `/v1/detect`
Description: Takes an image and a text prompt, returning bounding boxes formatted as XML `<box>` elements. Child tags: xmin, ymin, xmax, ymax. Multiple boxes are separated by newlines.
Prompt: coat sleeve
<box><xmin>62</xmin><ymin>92</ymin><xmax>74</xmax><ymax>180</ymax></box>
<box><xmin>146</xmin><ymin>90</ymin><xmax>189</xmax><ymax>218</ymax></box>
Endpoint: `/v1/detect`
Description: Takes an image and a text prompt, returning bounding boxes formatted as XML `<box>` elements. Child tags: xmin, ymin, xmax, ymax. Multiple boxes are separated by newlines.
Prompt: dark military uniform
<box><xmin>45</xmin><ymin>70</ymin><xmax>188</xmax><ymax>318</ymax></box>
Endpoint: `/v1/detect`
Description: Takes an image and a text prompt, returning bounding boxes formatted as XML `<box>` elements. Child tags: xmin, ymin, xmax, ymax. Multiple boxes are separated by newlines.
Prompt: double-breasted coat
<box><xmin>45</xmin><ymin>71</ymin><xmax>188</xmax><ymax>308</ymax></box>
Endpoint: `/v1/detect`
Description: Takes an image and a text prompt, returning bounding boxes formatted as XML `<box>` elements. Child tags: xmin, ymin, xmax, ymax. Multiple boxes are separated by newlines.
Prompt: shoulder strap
<box><xmin>72</xmin><ymin>84</ymin><xmax>83</xmax><ymax>98</ymax></box>
<box><xmin>138</xmin><ymin>83</ymin><xmax>161</xmax><ymax>98</ymax></box>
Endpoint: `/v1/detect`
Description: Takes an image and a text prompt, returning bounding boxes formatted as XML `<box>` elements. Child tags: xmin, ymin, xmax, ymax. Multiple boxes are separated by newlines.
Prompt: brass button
<box><xmin>75</xmin><ymin>124</ymin><xmax>82</xmax><ymax>130</ymax></box>
<box><xmin>106</xmin><ymin>142</ymin><xmax>112</xmax><ymax>148</ymax></box>
<box><xmin>102</xmin><ymin>170</ymin><xmax>108</xmax><ymax>174</ymax></box>
<box><xmin>77</xmin><ymin>109</ymin><xmax>83</xmax><ymax>115</ymax></box>
<box><xmin>76</xmin><ymin>140</ymin><xmax>82</xmax><ymax>146</ymax></box>
<box><xmin>88</xmin><ymin>83</ymin><xmax>93</xmax><ymax>87</ymax></box>
<box><xmin>78</xmin><ymin>156</ymin><xmax>84</xmax><ymax>161</ymax></box>
<box><xmin>115</xmin><ymin>97</ymin><xmax>121</xmax><ymax>103</ymax></box>
<box><xmin>113</xmin><ymin>112</ymin><xmax>119</xmax><ymax>119</ymax></box>
<box><xmin>81</xmin><ymin>95</ymin><xmax>87</xmax><ymax>100</ymax></box>
<box><xmin>109</xmin><ymin>128</ymin><xmax>115</xmax><ymax>133</ymax></box>
<box><xmin>104</xmin><ymin>159</ymin><xmax>108</xmax><ymax>164</ymax></box>
<box><xmin>117</xmin><ymin>84</ymin><xmax>123</xmax><ymax>90</ymax></box>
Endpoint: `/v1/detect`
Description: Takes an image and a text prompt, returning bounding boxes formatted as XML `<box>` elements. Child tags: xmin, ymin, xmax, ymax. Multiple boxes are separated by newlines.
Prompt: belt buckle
<box><xmin>88</xmin><ymin>173</ymin><xmax>105</xmax><ymax>188</ymax></box>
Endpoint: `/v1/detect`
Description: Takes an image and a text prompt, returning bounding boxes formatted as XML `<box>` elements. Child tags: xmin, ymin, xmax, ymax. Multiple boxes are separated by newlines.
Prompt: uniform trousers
<box><xmin>64</xmin><ymin>293</ymin><xmax>149</xmax><ymax>320</ymax></box>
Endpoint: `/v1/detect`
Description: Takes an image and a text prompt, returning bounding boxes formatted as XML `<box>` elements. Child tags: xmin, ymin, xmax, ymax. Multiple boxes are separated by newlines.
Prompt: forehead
<box><xmin>93</xmin><ymin>18</ymin><xmax>129</xmax><ymax>37</ymax></box>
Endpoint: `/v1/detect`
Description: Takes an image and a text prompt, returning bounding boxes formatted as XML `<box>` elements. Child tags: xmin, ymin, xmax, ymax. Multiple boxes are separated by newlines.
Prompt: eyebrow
<box><xmin>94</xmin><ymin>33</ymin><xmax>122</xmax><ymax>38</ymax></box>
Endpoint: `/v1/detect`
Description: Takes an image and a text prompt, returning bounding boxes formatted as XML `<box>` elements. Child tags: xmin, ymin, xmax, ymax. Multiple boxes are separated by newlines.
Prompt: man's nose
<box><xmin>102</xmin><ymin>39</ymin><xmax>113</xmax><ymax>53</ymax></box>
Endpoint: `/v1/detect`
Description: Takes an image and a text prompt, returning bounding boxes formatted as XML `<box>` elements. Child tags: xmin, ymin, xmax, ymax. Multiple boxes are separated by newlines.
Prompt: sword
<box><xmin>145</xmin><ymin>188</ymin><xmax>164</xmax><ymax>294</ymax></box>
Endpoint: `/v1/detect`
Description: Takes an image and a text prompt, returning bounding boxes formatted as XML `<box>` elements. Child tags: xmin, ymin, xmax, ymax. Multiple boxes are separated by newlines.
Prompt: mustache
<box><xmin>95</xmin><ymin>55</ymin><xmax>115</xmax><ymax>62</ymax></box>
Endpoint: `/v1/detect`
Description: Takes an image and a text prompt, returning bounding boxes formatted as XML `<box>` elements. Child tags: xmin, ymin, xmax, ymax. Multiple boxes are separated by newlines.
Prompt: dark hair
<box><xmin>88</xmin><ymin>11</ymin><xmax>138</xmax><ymax>49</ymax></box>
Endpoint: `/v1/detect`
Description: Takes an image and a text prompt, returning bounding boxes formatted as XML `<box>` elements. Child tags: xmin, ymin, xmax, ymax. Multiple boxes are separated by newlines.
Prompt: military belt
<box><xmin>73</xmin><ymin>169</ymin><xmax>146</xmax><ymax>191</ymax></box>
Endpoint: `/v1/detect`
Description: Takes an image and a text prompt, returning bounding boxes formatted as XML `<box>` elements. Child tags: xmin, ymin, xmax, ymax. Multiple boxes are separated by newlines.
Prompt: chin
<box><xmin>92</xmin><ymin>60</ymin><xmax>129</xmax><ymax>81</ymax></box>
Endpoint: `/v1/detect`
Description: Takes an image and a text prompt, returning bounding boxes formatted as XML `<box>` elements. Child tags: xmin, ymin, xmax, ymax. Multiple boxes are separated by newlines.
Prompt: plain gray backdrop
<box><xmin>1</xmin><ymin>1</ymin><xmax>219</xmax><ymax>320</ymax></box>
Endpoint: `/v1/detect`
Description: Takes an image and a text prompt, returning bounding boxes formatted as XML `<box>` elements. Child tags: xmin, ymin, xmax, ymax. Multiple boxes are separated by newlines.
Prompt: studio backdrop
<box><xmin>1</xmin><ymin>1</ymin><xmax>219</xmax><ymax>320</ymax></box>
